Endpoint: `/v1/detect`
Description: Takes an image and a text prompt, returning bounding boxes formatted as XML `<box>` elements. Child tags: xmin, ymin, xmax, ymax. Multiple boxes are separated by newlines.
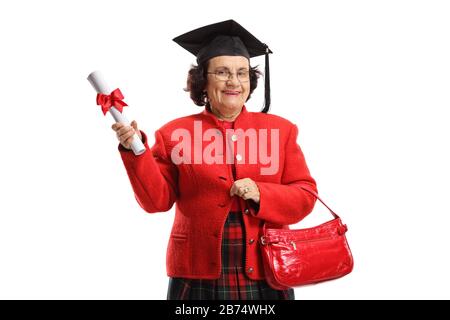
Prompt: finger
<box><xmin>120</xmin><ymin>128</ymin><xmax>135</xmax><ymax>142</ymax></box>
<box><xmin>118</xmin><ymin>130</ymin><xmax>132</xmax><ymax>145</ymax></box>
<box><xmin>238</xmin><ymin>187</ymin><xmax>248</xmax><ymax>197</ymax></box>
<box><xmin>124</xmin><ymin>135</ymin><xmax>135</xmax><ymax>147</ymax></box>
<box><xmin>127</xmin><ymin>126</ymin><xmax>138</xmax><ymax>138</ymax></box>
<box><xmin>229</xmin><ymin>184</ymin><xmax>238</xmax><ymax>197</ymax></box>
<box><xmin>112</xmin><ymin>122</ymin><xmax>125</xmax><ymax>131</ymax></box>
<box><xmin>111</xmin><ymin>122</ymin><xmax>125</xmax><ymax>131</ymax></box>
<box><xmin>234</xmin><ymin>179</ymin><xmax>252</xmax><ymax>190</ymax></box>
<box><xmin>233</xmin><ymin>185</ymin><xmax>247</xmax><ymax>198</ymax></box>
<box><xmin>242</xmin><ymin>190</ymin><xmax>257</xmax><ymax>201</ymax></box>
<box><xmin>231</xmin><ymin>181</ymin><xmax>245</xmax><ymax>196</ymax></box>
<box><xmin>131</xmin><ymin>122</ymin><xmax>142</xmax><ymax>139</ymax></box>
<box><xmin>242</xmin><ymin>191</ymin><xmax>252</xmax><ymax>200</ymax></box>
<box><xmin>239</xmin><ymin>190</ymin><xmax>250</xmax><ymax>200</ymax></box>
<box><xmin>117</xmin><ymin>125</ymin><xmax>133</xmax><ymax>138</ymax></box>
<box><xmin>230</xmin><ymin>182</ymin><xmax>244</xmax><ymax>197</ymax></box>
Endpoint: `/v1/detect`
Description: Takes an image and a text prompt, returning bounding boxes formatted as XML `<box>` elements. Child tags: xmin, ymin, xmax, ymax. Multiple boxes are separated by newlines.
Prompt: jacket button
<box><xmin>249</xmin><ymin>238</ymin><xmax>255</xmax><ymax>244</ymax></box>
<box><xmin>243</xmin><ymin>208</ymin><xmax>249</xmax><ymax>214</ymax></box>
<box><xmin>236</xmin><ymin>154</ymin><xmax>242</xmax><ymax>162</ymax></box>
<box><xmin>247</xmin><ymin>267</ymin><xmax>254</xmax><ymax>273</ymax></box>
<box><xmin>231</xmin><ymin>134</ymin><xmax>238</xmax><ymax>142</ymax></box>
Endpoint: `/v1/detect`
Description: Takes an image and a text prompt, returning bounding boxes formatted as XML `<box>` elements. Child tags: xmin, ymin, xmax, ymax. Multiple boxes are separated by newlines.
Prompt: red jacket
<box><xmin>118</xmin><ymin>106</ymin><xmax>317</xmax><ymax>280</ymax></box>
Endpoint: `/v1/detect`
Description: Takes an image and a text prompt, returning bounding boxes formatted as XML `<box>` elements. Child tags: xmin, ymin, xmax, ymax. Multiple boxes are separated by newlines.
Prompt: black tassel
<box><xmin>261</xmin><ymin>44</ymin><xmax>271</xmax><ymax>113</ymax></box>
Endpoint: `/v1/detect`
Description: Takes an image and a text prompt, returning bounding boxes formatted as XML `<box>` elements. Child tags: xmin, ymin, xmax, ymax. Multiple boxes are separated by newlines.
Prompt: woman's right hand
<box><xmin>111</xmin><ymin>120</ymin><xmax>142</xmax><ymax>150</ymax></box>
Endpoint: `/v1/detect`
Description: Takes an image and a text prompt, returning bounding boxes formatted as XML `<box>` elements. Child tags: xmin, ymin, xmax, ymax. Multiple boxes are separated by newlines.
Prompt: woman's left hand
<box><xmin>230</xmin><ymin>178</ymin><xmax>260</xmax><ymax>204</ymax></box>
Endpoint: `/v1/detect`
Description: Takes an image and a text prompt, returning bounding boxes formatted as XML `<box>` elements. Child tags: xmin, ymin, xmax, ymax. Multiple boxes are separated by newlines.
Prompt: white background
<box><xmin>0</xmin><ymin>0</ymin><xmax>449</xmax><ymax>300</ymax></box>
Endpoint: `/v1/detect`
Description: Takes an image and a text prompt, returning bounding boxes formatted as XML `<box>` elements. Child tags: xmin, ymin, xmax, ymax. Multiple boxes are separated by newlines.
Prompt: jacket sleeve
<box><xmin>250</xmin><ymin>124</ymin><xmax>317</xmax><ymax>225</ymax></box>
<box><xmin>119</xmin><ymin>129</ymin><xmax>178</xmax><ymax>213</ymax></box>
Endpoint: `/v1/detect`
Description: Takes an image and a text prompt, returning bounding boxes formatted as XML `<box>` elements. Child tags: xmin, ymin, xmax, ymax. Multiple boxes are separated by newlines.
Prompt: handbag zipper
<box><xmin>289</xmin><ymin>235</ymin><xmax>339</xmax><ymax>250</ymax></box>
<box><xmin>262</xmin><ymin>234</ymin><xmax>339</xmax><ymax>250</ymax></box>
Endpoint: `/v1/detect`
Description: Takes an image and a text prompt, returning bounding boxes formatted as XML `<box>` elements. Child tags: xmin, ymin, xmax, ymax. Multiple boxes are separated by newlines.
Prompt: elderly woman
<box><xmin>111</xmin><ymin>20</ymin><xmax>317</xmax><ymax>300</ymax></box>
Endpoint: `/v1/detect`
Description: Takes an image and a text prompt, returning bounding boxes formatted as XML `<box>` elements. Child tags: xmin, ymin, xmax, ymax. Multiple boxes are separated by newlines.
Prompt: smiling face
<box><xmin>205</xmin><ymin>55</ymin><xmax>250</xmax><ymax>119</ymax></box>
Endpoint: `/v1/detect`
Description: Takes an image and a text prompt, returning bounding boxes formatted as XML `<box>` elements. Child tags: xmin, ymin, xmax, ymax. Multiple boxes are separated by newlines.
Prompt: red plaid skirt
<box><xmin>167</xmin><ymin>211</ymin><xmax>295</xmax><ymax>300</ymax></box>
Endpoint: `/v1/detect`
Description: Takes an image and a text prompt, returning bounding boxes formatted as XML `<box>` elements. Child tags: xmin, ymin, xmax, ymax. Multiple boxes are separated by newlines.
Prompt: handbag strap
<box><xmin>300</xmin><ymin>186</ymin><xmax>340</xmax><ymax>219</ymax></box>
<box><xmin>261</xmin><ymin>187</ymin><xmax>343</xmax><ymax>244</ymax></box>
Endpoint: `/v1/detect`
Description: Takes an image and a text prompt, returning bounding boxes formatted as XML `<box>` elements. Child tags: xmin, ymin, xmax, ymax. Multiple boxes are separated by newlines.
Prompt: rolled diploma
<box><xmin>87</xmin><ymin>71</ymin><xmax>146</xmax><ymax>155</ymax></box>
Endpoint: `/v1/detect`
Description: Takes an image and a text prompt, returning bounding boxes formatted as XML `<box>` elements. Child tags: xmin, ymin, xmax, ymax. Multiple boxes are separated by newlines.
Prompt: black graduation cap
<box><xmin>173</xmin><ymin>19</ymin><xmax>273</xmax><ymax>113</ymax></box>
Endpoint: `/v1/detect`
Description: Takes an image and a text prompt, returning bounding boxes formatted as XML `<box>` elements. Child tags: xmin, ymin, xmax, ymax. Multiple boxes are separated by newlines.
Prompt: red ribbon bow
<box><xmin>96</xmin><ymin>88</ymin><xmax>128</xmax><ymax>115</ymax></box>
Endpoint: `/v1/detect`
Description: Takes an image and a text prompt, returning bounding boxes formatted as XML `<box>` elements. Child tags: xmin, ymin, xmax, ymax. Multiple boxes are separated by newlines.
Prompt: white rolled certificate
<box><xmin>87</xmin><ymin>70</ymin><xmax>146</xmax><ymax>155</ymax></box>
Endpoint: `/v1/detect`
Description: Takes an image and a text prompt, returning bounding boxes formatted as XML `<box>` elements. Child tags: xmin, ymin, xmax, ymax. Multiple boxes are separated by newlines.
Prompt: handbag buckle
<box><xmin>291</xmin><ymin>241</ymin><xmax>297</xmax><ymax>250</ymax></box>
<box><xmin>260</xmin><ymin>236</ymin><xmax>267</xmax><ymax>245</ymax></box>
<box><xmin>260</xmin><ymin>235</ymin><xmax>281</xmax><ymax>245</ymax></box>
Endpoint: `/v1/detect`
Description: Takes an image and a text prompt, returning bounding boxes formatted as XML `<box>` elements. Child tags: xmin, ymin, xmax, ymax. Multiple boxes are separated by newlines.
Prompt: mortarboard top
<box><xmin>173</xmin><ymin>20</ymin><xmax>273</xmax><ymax>113</ymax></box>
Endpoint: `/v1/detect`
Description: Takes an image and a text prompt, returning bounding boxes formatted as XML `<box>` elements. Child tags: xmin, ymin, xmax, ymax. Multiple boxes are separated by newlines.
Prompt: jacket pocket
<box><xmin>167</xmin><ymin>233</ymin><xmax>190</xmax><ymax>275</ymax></box>
<box><xmin>170</xmin><ymin>233</ymin><xmax>188</xmax><ymax>241</ymax></box>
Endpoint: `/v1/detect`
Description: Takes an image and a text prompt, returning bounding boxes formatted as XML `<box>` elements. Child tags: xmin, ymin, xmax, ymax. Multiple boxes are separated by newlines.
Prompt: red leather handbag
<box><xmin>260</xmin><ymin>187</ymin><xmax>354</xmax><ymax>290</ymax></box>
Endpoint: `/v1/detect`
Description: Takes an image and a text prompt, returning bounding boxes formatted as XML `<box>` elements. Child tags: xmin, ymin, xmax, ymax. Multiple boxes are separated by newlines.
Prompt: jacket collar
<box><xmin>200</xmin><ymin>105</ymin><xmax>249</xmax><ymax>128</ymax></box>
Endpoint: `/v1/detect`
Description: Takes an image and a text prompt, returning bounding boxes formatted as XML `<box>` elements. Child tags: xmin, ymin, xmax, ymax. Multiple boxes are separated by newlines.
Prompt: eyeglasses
<box><xmin>207</xmin><ymin>68</ymin><xmax>250</xmax><ymax>82</ymax></box>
